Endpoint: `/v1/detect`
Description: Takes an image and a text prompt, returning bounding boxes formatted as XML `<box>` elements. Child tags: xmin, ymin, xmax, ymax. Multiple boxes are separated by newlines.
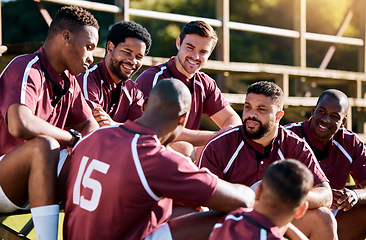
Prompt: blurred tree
<box><xmin>0</xmin><ymin>0</ymin><xmax>362</xmax><ymax>71</ymax></box>
<box><xmin>1</xmin><ymin>0</ymin><xmax>115</xmax><ymax>48</ymax></box>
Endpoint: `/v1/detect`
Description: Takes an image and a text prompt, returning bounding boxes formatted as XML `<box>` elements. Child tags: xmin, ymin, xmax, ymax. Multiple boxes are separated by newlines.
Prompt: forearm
<box><xmin>174</xmin><ymin>128</ymin><xmax>216</xmax><ymax>147</ymax></box>
<box><xmin>284</xmin><ymin>223</ymin><xmax>309</xmax><ymax>240</ymax></box>
<box><xmin>220</xmin><ymin>115</ymin><xmax>242</xmax><ymax>128</ymax></box>
<box><xmin>204</xmin><ymin>180</ymin><xmax>255</xmax><ymax>212</ymax></box>
<box><xmin>353</xmin><ymin>188</ymin><xmax>366</xmax><ymax>204</ymax></box>
<box><xmin>73</xmin><ymin>116</ymin><xmax>99</xmax><ymax>136</ymax></box>
<box><xmin>10</xmin><ymin>114</ymin><xmax>74</xmax><ymax>146</ymax></box>
<box><xmin>306</xmin><ymin>185</ymin><xmax>332</xmax><ymax>209</ymax></box>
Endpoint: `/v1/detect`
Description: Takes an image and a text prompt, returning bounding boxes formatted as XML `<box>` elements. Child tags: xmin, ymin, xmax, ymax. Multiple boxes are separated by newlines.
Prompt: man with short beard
<box><xmin>136</xmin><ymin>20</ymin><xmax>242</xmax><ymax>148</ymax></box>
<box><xmin>77</xmin><ymin>21</ymin><xmax>151</xmax><ymax>126</ymax></box>
<box><xmin>198</xmin><ymin>81</ymin><xmax>338</xmax><ymax>240</ymax></box>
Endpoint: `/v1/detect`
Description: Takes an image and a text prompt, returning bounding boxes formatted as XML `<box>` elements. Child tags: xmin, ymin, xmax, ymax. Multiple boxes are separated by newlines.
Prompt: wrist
<box><xmin>68</xmin><ymin>129</ymin><xmax>81</xmax><ymax>147</ymax></box>
<box><xmin>351</xmin><ymin>189</ymin><xmax>360</xmax><ymax>204</ymax></box>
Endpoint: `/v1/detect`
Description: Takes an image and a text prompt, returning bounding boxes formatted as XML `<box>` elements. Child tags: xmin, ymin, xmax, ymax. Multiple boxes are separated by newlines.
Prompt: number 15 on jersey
<box><xmin>73</xmin><ymin>156</ymin><xmax>110</xmax><ymax>212</ymax></box>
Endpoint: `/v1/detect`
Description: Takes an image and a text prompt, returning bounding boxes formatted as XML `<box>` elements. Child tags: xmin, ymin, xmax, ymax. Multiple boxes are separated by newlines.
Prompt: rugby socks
<box><xmin>31</xmin><ymin>204</ymin><xmax>59</xmax><ymax>240</ymax></box>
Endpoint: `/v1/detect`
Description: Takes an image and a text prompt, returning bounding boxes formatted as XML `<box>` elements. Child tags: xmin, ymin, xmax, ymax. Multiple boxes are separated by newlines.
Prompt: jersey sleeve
<box><xmin>198</xmin><ymin>139</ymin><xmax>225</xmax><ymax>179</ymax></box>
<box><xmin>65</xmin><ymin>78</ymin><xmax>93</xmax><ymax>127</ymax></box>
<box><xmin>202</xmin><ymin>74</ymin><xmax>229</xmax><ymax>117</ymax></box>
<box><xmin>148</xmin><ymin>149</ymin><xmax>218</xmax><ymax>209</ymax></box>
<box><xmin>349</xmin><ymin>135</ymin><xmax>366</xmax><ymax>186</ymax></box>
<box><xmin>135</xmin><ymin>68</ymin><xmax>158</xmax><ymax>98</ymax></box>
<box><xmin>0</xmin><ymin>56</ymin><xmax>42</xmax><ymax>115</ymax></box>
<box><xmin>76</xmin><ymin>72</ymin><xmax>103</xmax><ymax>110</ymax></box>
<box><xmin>125</xmin><ymin>87</ymin><xmax>144</xmax><ymax>121</ymax></box>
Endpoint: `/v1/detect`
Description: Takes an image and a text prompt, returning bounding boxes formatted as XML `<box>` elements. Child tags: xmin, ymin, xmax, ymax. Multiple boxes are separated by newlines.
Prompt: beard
<box><xmin>243</xmin><ymin>117</ymin><xmax>272</xmax><ymax>140</ymax></box>
<box><xmin>109</xmin><ymin>57</ymin><xmax>135</xmax><ymax>82</ymax></box>
<box><xmin>176</xmin><ymin>53</ymin><xmax>201</xmax><ymax>75</ymax></box>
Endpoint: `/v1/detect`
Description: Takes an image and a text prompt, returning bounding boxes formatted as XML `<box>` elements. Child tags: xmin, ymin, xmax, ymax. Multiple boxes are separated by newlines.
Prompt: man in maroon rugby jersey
<box><xmin>285</xmin><ymin>89</ymin><xmax>366</xmax><ymax>240</ymax></box>
<box><xmin>0</xmin><ymin>6</ymin><xmax>99</xmax><ymax>239</ymax></box>
<box><xmin>198</xmin><ymin>81</ymin><xmax>337</xmax><ymax>239</ymax></box>
<box><xmin>60</xmin><ymin>79</ymin><xmax>255</xmax><ymax>240</ymax></box>
<box><xmin>136</xmin><ymin>20</ymin><xmax>242</xmax><ymax>149</ymax></box>
<box><xmin>209</xmin><ymin>159</ymin><xmax>312</xmax><ymax>240</ymax></box>
<box><xmin>77</xmin><ymin>21</ymin><xmax>151</xmax><ymax>126</ymax></box>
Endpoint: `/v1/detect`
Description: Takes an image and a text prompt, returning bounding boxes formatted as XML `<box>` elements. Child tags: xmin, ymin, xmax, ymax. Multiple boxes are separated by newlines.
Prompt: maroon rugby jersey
<box><xmin>63</xmin><ymin>120</ymin><xmax>218</xmax><ymax>240</ymax></box>
<box><xmin>285</xmin><ymin>119</ymin><xmax>366</xmax><ymax>189</ymax></box>
<box><xmin>77</xmin><ymin>59</ymin><xmax>144</xmax><ymax>123</ymax></box>
<box><xmin>198</xmin><ymin>125</ymin><xmax>328</xmax><ymax>187</ymax></box>
<box><xmin>135</xmin><ymin>57</ymin><xmax>228</xmax><ymax>130</ymax></box>
<box><xmin>0</xmin><ymin>47</ymin><xmax>92</xmax><ymax>155</ymax></box>
<box><xmin>209</xmin><ymin>208</ymin><xmax>283</xmax><ymax>240</ymax></box>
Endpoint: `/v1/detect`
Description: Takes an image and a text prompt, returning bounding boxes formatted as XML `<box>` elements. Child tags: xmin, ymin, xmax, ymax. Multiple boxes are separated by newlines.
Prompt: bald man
<box><xmin>59</xmin><ymin>78</ymin><xmax>255</xmax><ymax>240</ymax></box>
<box><xmin>209</xmin><ymin>159</ymin><xmax>312</xmax><ymax>240</ymax></box>
<box><xmin>285</xmin><ymin>89</ymin><xmax>366</xmax><ymax>240</ymax></box>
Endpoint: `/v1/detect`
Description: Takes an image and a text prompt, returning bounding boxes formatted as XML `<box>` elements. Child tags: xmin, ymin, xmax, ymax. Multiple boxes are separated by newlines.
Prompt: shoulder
<box><xmin>203</xmin><ymin>126</ymin><xmax>242</xmax><ymax>153</ymax></box>
<box><xmin>136</xmin><ymin>64</ymin><xmax>166</xmax><ymax>82</ymax></box>
<box><xmin>284</xmin><ymin>121</ymin><xmax>302</xmax><ymax>130</ymax></box>
<box><xmin>279</xmin><ymin>126</ymin><xmax>307</xmax><ymax>145</ymax></box>
<box><xmin>3</xmin><ymin>53</ymin><xmax>39</xmax><ymax>74</ymax></box>
<box><xmin>335</xmin><ymin>127</ymin><xmax>365</xmax><ymax>146</ymax></box>
<box><xmin>194</xmin><ymin>71</ymin><xmax>216</xmax><ymax>86</ymax></box>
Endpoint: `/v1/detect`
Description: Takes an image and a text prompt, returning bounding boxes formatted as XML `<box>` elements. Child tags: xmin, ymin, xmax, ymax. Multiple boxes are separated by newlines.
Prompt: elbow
<box><xmin>8</xmin><ymin>119</ymin><xmax>30</xmax><ymax>140</ymax></box>
<box><xmin>324</xmin><ymin>191</ymin><xmax>333</xmax><ymax>208</ymax></box>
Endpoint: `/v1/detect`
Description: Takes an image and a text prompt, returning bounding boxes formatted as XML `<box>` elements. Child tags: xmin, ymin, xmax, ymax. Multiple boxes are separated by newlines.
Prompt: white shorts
<box><xmin>0</xmin><ymin>154</ymin><xmax>30</xmax><ymax>212</ymax></box>
<box><xmin>145</xmin><ymin>223</ymin><xmax>172</xmax><ymax>240</ymax></box>
<box><xmin>57</xmin><ymin>149</ymin><xmax>69</xmax><ymax>176</ymax></box>
<box><xmin>0</xmin><ymin>149</ymin><xmax>68</xmax><ymax>213</ymax></box>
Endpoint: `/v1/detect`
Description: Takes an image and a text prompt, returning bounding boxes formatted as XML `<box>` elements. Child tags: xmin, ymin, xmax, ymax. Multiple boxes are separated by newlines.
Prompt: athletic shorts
<box><xmin>0</xmin><ymin>149</ymin><xmax>68</xmax><ymax>213</ymax></box>
<box><xmin>144</xmin><ymin>223</ymin><xmax>172</xmax><ymax>240</ymax></box>
<box><xmin>0</xmin><ymin>155</ymin><xmax>30</xmax><ymax>212</ymax></box>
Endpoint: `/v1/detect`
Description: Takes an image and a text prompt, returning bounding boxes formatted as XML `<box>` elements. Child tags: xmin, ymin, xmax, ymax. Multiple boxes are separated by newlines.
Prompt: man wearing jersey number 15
<box><xmin>59</xmin><ymin>79</ymin><xmax>255</xmax><ymax>240</ymax></box>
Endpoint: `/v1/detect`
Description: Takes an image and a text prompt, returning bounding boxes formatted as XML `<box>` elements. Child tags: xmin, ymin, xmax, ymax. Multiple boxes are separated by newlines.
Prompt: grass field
<box><xmin>2</xmin><ymin>213</ymin><xmax>64</xmax><ymax>240</ymax></box>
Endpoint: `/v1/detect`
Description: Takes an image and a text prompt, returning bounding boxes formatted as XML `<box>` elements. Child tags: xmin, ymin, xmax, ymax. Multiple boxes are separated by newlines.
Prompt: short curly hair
<box><xmin>106</xmin><ymin>21</ymin><xmax>152</xmax><ymax>55</ymax></box>
<box><xmin>48</xmin><ymin>6</ymin><xmax>99</xmax><ymax>38</ymax></box>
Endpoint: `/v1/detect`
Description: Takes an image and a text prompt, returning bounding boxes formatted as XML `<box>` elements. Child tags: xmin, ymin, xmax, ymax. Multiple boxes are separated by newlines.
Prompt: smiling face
<box><xmin>242</xmin><ymin>93</ymin><xmax>283</xmax><ymax>141</ymax></box>
<box><xmin>175</xmin><ymin>34</ymin><xmax>215</xmax><ymax>79</ymax></box>
<box><xmin>66</xmin><ymin>25</ymin><xmax>99</xmax><ymax>76</ymax></box>
<box><xmin>106</xmin><ymin>37</ymin><xmax>146</xmax><ymax>84</ymax></box>
<box><xmin>310</xmin><ymin>95</ymin><xmax>348</xmax><ymax>146</ymax></box>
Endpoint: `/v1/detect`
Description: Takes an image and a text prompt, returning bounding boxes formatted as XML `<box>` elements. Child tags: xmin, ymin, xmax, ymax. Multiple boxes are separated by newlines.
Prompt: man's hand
<box><xmin>331</xmin><ymin>188</ymin><xmax>359</xmax><ymax>211</ymax></box>
<box><xmin>92</xmin><ymin>107</ymin><xmax>117</xmax><ymax>127</ymax></box>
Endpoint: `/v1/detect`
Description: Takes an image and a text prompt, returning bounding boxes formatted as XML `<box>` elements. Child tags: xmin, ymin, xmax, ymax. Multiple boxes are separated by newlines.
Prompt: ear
<box><xmin>178</xmin><ymin>113</ymin><xmax>187</xmax><ymax>126</ymax></box>
<box><xmin>106</xmin><ymin>41</ymin><xmax>115</xmax><ymax>54</ymax></box>
<box><xmin>311</xmin><ymin>106</ymin><xmax>316</xmax><ymax>116</ymax></box>
<box><xmin>142</xmin><ymin>98</ymin><xmax>148</xmax><ymax>112</ymax></box>
<box><xmin>62</xmin><ymin>30</ymin><xmax>71</xmax><ymax>43</ymax></box>
<box><xmin>276</xmin><ymin>110</ymin><xmax>284</xmax><ymax>122</ymax></box>
<box><xmin>254</xmin><ymin>183</ymin><xmax>263</xmax><ymax>201</ymax></box>
<box><xmin>341</xmin><ymin>116</ymin><xmax>347</xmax><ymax>127</ymax></box>
<box><xmin>293</xmin><ymin>201</ymin><xmax>308</xmax><ymax>219</ymax></box>
<box><xmin>176</xmin><ymin>37</ymin><xmax>181</xmax><ymax>50</ymax></box>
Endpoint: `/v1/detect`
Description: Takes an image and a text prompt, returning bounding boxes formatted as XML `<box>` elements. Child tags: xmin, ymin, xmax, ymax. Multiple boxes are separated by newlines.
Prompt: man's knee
<box><xmin>28</xmin><ymin>136</ymin><xmax>60</xmax><ymax>167</ymax></box>
<box><xmin>313</xmin><ymin>207</ymin><xmax>337</xmax><ymax>229</ymax></box>
<box><xmin>293</xmin><ymin>207</ymin><xmax>337</xmax><ymax>239</ymax></box>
